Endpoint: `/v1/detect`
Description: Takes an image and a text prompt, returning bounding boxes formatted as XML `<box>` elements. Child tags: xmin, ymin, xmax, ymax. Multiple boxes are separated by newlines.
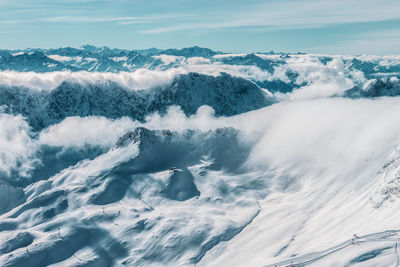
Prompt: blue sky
<box><xmin>0</xmin><ymin>0</ymin><xmax>399</xmax><ymax>54</ymax></box>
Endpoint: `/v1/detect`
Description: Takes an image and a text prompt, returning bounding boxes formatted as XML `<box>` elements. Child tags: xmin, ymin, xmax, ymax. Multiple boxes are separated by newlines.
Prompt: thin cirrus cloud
<box><xmin>307</xmin><ymin>28</ymin><xmax>400</xmax><ymax>55</ymax></box>
<box><xmin>0</xmin><ymin>14</ymin><xmax>192</xmax><ymax>25</ymax></box>
<box><xmin>1</xmin><ymin>0</ymin><xmax>398</xmax><ymax>31</ymax></box>
<box><xmin>42</xmin><ymin>14</ymin><xmax>193</xmax><ymax>24</ymax></box>
<box><xmin>141</xmin><ymin>0</ymin><xmax>400</xmax><ymax>34</ymax></box>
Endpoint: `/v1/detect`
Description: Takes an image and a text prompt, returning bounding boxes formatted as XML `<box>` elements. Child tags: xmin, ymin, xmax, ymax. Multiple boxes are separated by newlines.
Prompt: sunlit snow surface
<box><xmin>1</xmin><ymin>47</ymin><xmax>400</xmax><ymax>266</ymax></box>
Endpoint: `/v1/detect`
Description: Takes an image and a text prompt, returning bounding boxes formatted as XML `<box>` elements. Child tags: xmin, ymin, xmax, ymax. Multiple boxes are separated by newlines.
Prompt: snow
<box><xmin>1</xmin><ymin>46</ymin><xmax>400</xmax><ymax>266</ymax></box>
<box><xmin>213</xmin><ymin>53</ymin><xmax>247</xmax><ymax>58</ymax></box>
<box><xmin>47</xmin><ymin>55</ymin><xmax>74</xmax><ymax>62</ymax></box>
<box><xmin>152</xmin><ymin>54</ymin><xmax>185</xmax><ymax>65</ymax></box>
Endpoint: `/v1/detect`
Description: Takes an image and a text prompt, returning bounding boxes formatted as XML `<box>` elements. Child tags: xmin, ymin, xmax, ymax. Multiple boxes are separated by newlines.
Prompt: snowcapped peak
<box><xmin>116</xmin><ymin>127</ymin><xmax>158</xmax><ymax>148</ymax></box>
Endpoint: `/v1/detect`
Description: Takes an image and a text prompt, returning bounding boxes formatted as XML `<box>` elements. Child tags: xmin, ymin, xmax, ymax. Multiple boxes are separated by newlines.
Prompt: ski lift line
<box><xmin>395</xmin><ymin>242</ymin><xmax>399</xmax><ymax>267</ymax></box>
<box><xmin>266</xmin><ymin>230</ymin><xmax>400</xmax><ymax>267</ymax></box>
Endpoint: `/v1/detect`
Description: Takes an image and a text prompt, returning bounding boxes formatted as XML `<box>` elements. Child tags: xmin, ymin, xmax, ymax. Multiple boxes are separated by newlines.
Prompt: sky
<box><xmin>0</xmin><ymin>0</ymin><xmax>399</xmax><ymax>54</ymax></box>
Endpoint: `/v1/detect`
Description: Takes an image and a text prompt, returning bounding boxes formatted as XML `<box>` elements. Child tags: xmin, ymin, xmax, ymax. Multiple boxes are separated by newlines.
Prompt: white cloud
<box><xmin>186</xmin><ymin>57</ymin><xmax>211</xmax><ymax>65</ymax></box>
<box><xmin>39</xmin><ymin>116</ymin><xmax>137</xmax><ymax>148</ymax></box>
<box><xmin>273</xmin><ymin>56</ymin><xmax>355</xmax><ymax>100</ymax></box>
<box><xmin>0</xmin><ymin>69</ymin><xmax>181</xmax><ymax>91</ymax></box>
<box><xmin>0</xmin><ymin>53</ymin><xmax>378</xmax><ymax>100</ymax></box>
<box><xmin>36</xmin><ymin>106</ymin><xmax>223</xmax><ymax>149</ymax></box>
<box><xmin>0</xmin><ymin>113</ymin><xmax>38</xmax><ymax>178</ymax></box>
<box><xmin>0</xmin><ymin>62</ymin><xmax>274</xmax><ymax>91</ymax></box>
<box><xmin>42</xmin><ymin>16</ymin><xmax>147</xmax><ymax>23</ymax></box>
<box><xmin>0</xmin><ymin>13</ymin><xmax>193</xmax><ymax>26</ymax></box>
<box><xmin>235</xmin><ymin>97</ymin><xmax>400</xmax><ymax>176</ymax></box>
<box><xmin>33</xmin><ymin>97</ymin><xmax>400</xmax><ymax>178</ymax></box>
<box><xmin>152</xmin><ymin>55</ymin><xmax>184</xmax><ymax>65</ymax></box>
<box><xmin>213</xmin><ymin>54</ymin><xmax>247</xmax><ymax>59</ymax></box>
<box><xmin>143</xmin><ymin>105</ymin><xmax>223</xmax><ymax>132</ymax></box>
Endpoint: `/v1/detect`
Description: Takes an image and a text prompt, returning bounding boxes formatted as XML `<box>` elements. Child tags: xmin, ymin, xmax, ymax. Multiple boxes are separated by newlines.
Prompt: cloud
<box><xmin>36</xmin><ymin>106</ymin><xmax>224</xmax><ymax>149</ymax></box>
<box><xmin>244</xmin><ymin>98</ymin><xmax>400</xmax><ymax>174</ymax></box>
<box><xmin>0</xmin><ymin>69</ymin><xmax>181</xmax><ymax>91</ymax></box>
<box><xmin>2</xmin><ymin>93</ymin><xmax>400</xmax><ymax>193</ymax></box>
<box><xmin>143</xmin><ymin>105</ymin><xmax>224</xmax><ymax>132</ymax></box>
<box><xmin>0</xmin><ymin>105</ymin><xmax>223</xmax><ymax>180</ymax></box>
<box><xmin>275</xmin><ymin>56</ymin><xmax>355</xmax><ymax>100</ymax></box>
<box><xmin>0</xmin><ymin>53</ymin><xmax>374</xmax><ymax>99</ymax></box>
<box><xmin>42</xmin><ymin>16</ymin><xmax>143</xmax><ymax>23</ymax></box>
<box><xmin>0</xmin><ymin>113</ymin><xmax>38</xmax><ymax>178</ymax></box>
<box><xmin>141</xmin><ymin>0</ymin><xmax>400</xmax><ymax>34</ymax></box>
<box><xmin>42</xmin><ymin>14</ymin><xmax>191</xmax><ymax>24</ymax></box>
<box><xmin>0</xmin><ymin>61</ymin><xmax>274</xmax><ymax>91</ymax></box>
<box><xmin>0</xmin><ymin>13</ymin><xmax>193</xmax><ymax>26</ymax></box>
<box><xmin>152</xmin><ymin>55</ymin><xmax>185</xmax><ymax>65</ymax></box>
<box><xmin>33</xmin><ymin>96</ymin><xmax>400</xmax><ymax>178</ymax></box>
<box><xmin>39</xmin><ymin>116</ymin><xmax>137</xmax><ymax>148</ymax></box>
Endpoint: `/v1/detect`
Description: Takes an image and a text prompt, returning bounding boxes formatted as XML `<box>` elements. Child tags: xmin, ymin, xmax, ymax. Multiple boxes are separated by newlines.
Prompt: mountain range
<box><xmin>1</xmin><ymin>46</ymin><xmax>400</xmax><ymax>267</ymax></box>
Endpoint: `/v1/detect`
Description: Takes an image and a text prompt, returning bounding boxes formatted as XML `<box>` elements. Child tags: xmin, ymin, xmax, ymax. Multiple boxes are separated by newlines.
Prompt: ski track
<box><xmin>266</xmin><ymin>231</ymin><xmax>400</xmax><ymax>267</ymax></box>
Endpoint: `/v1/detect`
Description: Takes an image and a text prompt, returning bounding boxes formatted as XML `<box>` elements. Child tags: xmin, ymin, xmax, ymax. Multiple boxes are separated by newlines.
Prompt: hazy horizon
<box><xmin>0</xmin><ymin>0</ymin><xmax>399</xmax><ymax>55</ymax></box>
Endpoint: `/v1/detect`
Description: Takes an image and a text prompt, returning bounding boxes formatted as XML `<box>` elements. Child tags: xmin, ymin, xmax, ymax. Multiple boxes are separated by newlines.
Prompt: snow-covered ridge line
<box><xmin>1</xmin><ymin>45</ymin><xmax>399</xmax><ymax>74</ymax></box>
<box><xmin>0</xmin><ymin>72</ymin><xmax>273</xmax><ymax>131</ymax></box>
<box><xmin>1</xmin><ymin>48</ymin><xmax>400</xmax><ymax>100</ymax></box>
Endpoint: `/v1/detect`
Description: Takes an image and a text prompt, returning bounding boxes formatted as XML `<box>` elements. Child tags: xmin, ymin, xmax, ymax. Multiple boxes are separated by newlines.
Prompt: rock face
<box><xmin>0</xmin><ymin>72</ymin><xmax>274</xmax><ymax>130</ymax></box>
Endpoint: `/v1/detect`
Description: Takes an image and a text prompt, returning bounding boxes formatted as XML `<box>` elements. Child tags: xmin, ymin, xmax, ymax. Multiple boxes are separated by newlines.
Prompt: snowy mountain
<box><xmin>1</xmin><ymin>46</ymin><xmax>400</xmax><ymax>267</ymax></box>
<box><xmin>1</xmin><ymin>45</ymin><xmax>399</xmax><ymax>99</ymax></box>
<box><xmin>0</xmin><ymin>51</ymin><xmax>77</xmax><ymax>72</ymax></box>
<box><xmin>0</xmin><ymin>72</ymin><xmax>273</xmax><ymax>130</ymax></box>
<box><xmin>161</xmin><ymin>46</ymin><xmax>220</xmax><ymax>58</ymax></box>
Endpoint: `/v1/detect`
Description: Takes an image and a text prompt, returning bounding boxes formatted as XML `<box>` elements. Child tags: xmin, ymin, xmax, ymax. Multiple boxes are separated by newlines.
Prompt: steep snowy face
<box><xmin>1</xmin><ymin>47</ymin><xmax>400</xmax><ymax>267</ymax></box>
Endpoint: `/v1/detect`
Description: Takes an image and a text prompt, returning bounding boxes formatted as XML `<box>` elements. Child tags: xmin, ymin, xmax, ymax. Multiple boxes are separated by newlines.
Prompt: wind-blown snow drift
<box><xmin>1</xmin><ymin>46</ymin><xmax>400</xmax><ymax>267</ymax></box>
